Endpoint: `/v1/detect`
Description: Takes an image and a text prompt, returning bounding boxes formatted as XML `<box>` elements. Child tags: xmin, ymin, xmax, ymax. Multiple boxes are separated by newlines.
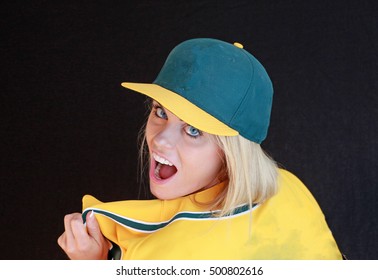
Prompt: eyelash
<box><xmin>151</xmin><ymin>103</ymin><xmax>202</xmax><ymax>139</ymax></box>
<box><xmin>152</xmin><ymin>103</ymin><xmax>167</xmax><ymax>119</ymax></box>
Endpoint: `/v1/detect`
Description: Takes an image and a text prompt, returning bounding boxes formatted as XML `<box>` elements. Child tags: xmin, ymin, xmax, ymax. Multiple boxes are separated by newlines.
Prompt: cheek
<box><xmin>208</xmin><ymin>149</ymin><xmax>224</xmax><ymax>174</ymax></box>
<box><xmin>205</xmin><ymin>145</ymin><xmax>225</xmax><ymax>180</ymax></box>
<box><xmin>184</xmin><ymin>145</ymin><xmax>223</xmax><ymax>176</ymax></box>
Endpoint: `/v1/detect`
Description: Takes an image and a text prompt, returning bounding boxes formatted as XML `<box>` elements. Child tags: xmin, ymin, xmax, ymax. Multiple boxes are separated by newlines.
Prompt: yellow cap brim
<box><xmin>121</xmin><ymin>82</ymin><xmax>238</xmax><ymax>137</ymax></box>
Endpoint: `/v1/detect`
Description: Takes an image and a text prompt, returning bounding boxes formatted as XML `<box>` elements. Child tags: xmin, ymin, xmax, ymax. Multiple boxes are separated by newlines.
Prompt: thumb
<box><xmin>85</xmin><ymin>211</ymin><xmax>102</xmax><ymax>241</ymax></box>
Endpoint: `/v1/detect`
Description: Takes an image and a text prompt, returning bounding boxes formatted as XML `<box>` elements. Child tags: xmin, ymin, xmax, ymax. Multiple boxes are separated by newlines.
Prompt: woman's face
<box><xmin>145</xmin><ymin>100</ymin><xmax>224</xmax><ymax>200</ymax></box>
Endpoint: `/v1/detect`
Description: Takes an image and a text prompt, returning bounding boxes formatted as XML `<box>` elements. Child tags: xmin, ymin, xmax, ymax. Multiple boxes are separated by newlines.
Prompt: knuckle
<box><xmin>57</xmin><ymin>234</ymin><xmax>63</xmax><ymax>245</ymax></box>
<box><xmin>64</xmin><ymin>213</ymin><xmax>82</xmax><ymax>222</ymax></box>
<box><xmin>63</xmin><ymin>213</ymin><xmax>74</xmax><ymax>223</ymax></box>
<box><xmin>65</xmin><ymin>213</ymin><xmax>83</xmax><ymax>225</ymax></box>
<box><xmin>71</xmin><ymin>218</ymin><xmax>85</xmax><ymax>228</ymax></box>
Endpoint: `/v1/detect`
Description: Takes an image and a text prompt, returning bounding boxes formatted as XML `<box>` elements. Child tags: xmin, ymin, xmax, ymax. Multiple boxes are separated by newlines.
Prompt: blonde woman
<box><xmin>58</xmin><ymin>38</ymin><xmax>342</xmax><ymax>259</ymax></box>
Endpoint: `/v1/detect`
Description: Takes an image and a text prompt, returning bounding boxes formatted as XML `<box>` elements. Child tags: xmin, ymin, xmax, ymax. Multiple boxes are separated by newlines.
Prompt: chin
<box><xmin>149</xmin><ymin>185</ymin><xmax>175</xmax><ymax>200</ymax></box>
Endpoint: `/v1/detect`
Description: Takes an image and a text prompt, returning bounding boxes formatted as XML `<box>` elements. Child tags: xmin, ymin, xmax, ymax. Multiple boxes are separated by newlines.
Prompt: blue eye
<box><xmin>185</xmin><ymin>125</ymin><xmax>201</xmax><ymax>138</ymax></box>
<box><xmin>155</xmin><ymin>106</ymin><xmax>167</xmax><ymax>119</ymax></box>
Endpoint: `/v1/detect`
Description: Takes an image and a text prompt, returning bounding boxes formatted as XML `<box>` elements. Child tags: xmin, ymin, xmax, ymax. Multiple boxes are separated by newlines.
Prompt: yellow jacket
<box><xmin>82</xmin><ymin>169</ymin><xmax>342</xmax><ymax>259</ymax></box>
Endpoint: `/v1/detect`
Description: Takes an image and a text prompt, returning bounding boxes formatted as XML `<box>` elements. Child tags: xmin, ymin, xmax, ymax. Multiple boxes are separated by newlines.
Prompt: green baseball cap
<box><xmin>122</xmin><ymin>38</ymin><xmax>273</xmax><ymax>143</ymax></box>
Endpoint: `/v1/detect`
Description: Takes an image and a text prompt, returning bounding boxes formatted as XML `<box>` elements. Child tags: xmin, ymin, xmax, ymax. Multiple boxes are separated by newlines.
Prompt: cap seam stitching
<box><xmin>229</xmin><ymin>49</ymin><xmax>255</xmax><ymax>128</ymax></box>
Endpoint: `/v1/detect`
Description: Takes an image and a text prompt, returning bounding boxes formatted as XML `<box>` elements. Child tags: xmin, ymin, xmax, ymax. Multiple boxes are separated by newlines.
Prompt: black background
<box><xmin>1</xmin><ymin>0</ymin><xmax>377</xmax><ymax>260</ymax></box>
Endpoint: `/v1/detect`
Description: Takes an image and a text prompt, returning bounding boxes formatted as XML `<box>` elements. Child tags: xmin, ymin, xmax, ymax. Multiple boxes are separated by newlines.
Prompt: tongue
<box><xmin>159</xmin><ymin>164</ymin><xmax>177</xmax><ymax>179</ymax></box>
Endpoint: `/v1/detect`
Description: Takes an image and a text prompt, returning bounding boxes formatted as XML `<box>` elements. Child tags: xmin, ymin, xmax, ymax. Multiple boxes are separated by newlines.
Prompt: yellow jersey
<box><xmin>82</xmin><ymin>169</ymin><xmax>342</xmax><ymax>259</ymax></box>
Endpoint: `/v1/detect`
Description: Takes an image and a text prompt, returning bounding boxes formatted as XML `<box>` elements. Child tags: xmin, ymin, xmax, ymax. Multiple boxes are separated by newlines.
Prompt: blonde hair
<box><xmin>211</xmin><ymin>134</ymin><xmax>279</xmax><ymax>216</ymax></box>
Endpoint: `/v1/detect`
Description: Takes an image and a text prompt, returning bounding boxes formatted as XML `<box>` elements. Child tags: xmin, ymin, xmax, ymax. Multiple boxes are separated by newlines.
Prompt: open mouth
<box><xmin>152</xmin><ymin>153</ymin><xmax>178</xmax><ymax>180</ymax></box>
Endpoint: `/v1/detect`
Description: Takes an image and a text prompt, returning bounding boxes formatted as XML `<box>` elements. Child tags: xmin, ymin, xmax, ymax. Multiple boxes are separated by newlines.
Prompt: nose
<box><xmin>152</xmin><ymin>123</ymin><xmax>180</xmax><ymax>150</ymax></box>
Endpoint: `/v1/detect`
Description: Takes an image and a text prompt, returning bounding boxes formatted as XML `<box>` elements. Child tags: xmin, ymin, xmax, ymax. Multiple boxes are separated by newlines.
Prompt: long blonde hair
<box><xmin>212</xmin><ymin>134</ymin><xmax>279</xmax><ymax>216</ymax></box>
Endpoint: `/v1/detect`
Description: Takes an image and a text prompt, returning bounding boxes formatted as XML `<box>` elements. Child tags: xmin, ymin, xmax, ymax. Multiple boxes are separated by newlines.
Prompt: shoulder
<box><xmin>278</xmin><ymin>168</ymin><xmax>306</xmax><ymax>187</ymax></box>
<box><xmin>267</xmin><ymin>168</ymin><xmax>325</xmax><ymax>218</ymax></box>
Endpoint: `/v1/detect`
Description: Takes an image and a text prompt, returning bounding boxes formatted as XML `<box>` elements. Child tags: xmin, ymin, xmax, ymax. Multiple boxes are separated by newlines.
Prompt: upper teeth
<box><xmin>153</xmin><ymin>153</ymin><xmax>173</xmax><ymax>166</ymax></box>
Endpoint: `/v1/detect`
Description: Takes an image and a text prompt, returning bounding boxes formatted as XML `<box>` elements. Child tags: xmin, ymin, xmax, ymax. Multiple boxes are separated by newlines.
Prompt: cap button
<box><xmin>233</xmin><ymin>42</ymin><xmax>244</xmax><ymax>49</ymax></box>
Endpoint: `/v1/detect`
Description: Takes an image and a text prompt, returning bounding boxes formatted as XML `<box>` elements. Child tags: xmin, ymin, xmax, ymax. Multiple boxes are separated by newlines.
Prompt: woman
<box><xmin>58</xmin><ymin>38</ymin><xmax>342</xmax><ymax>259</ymax></box>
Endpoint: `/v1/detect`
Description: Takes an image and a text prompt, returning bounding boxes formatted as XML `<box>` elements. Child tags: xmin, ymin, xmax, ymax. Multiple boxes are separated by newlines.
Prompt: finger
<box><xmin>70</xmin><ymin>214</ymin><xmax>90</xmax><ymax>242</ymax></box>
<box><xmin>63</xmin><ymin>213</ymin><xmax>77</xmax><ymax>242</ymax></box>
<box><xmin>85</xmin><ymin>211</ymin><xmax>103</xmax><ymax>243</ymax></box>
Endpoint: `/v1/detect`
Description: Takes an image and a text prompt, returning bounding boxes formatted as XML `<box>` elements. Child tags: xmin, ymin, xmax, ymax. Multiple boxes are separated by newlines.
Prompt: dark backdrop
<box><xmin>1</xmin><ymin>0</ymin><xmax>377</xmax><ymax>260</ymax></box>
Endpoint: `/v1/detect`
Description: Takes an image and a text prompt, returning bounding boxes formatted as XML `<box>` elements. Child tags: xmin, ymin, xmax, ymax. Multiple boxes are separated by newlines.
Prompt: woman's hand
<box><xmin>57</xmin><ymin>211</ymin><xmax>110</xmax><ymax>260</ymax></box>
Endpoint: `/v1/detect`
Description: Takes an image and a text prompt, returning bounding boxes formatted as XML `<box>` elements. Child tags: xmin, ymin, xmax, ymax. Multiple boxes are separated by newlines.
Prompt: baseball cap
<box><xmin>121</xmin><ymin>38</ymin><xmax>273</xmax><ymax>143</ymax></box>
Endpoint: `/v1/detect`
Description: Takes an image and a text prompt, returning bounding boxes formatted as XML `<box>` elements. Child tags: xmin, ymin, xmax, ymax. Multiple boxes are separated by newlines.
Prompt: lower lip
<box><xmin>149</xmin><ymin>158</ymin><xmax>177</xmax><ymax>185</ymax></box>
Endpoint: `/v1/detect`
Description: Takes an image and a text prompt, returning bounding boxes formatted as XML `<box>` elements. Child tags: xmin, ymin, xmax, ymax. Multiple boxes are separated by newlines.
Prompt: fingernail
<box><xmin>89</xmin><ymin>210</ymin><xmax>94</xmax><ymax>218</ymax></box>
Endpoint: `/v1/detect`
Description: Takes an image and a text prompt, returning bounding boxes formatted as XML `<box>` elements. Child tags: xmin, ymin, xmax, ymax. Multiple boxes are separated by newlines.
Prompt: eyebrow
<box><xmin>152</xmin><ymin>100</ymin><xmax>162</xmax><ymax>107</ymax></box>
